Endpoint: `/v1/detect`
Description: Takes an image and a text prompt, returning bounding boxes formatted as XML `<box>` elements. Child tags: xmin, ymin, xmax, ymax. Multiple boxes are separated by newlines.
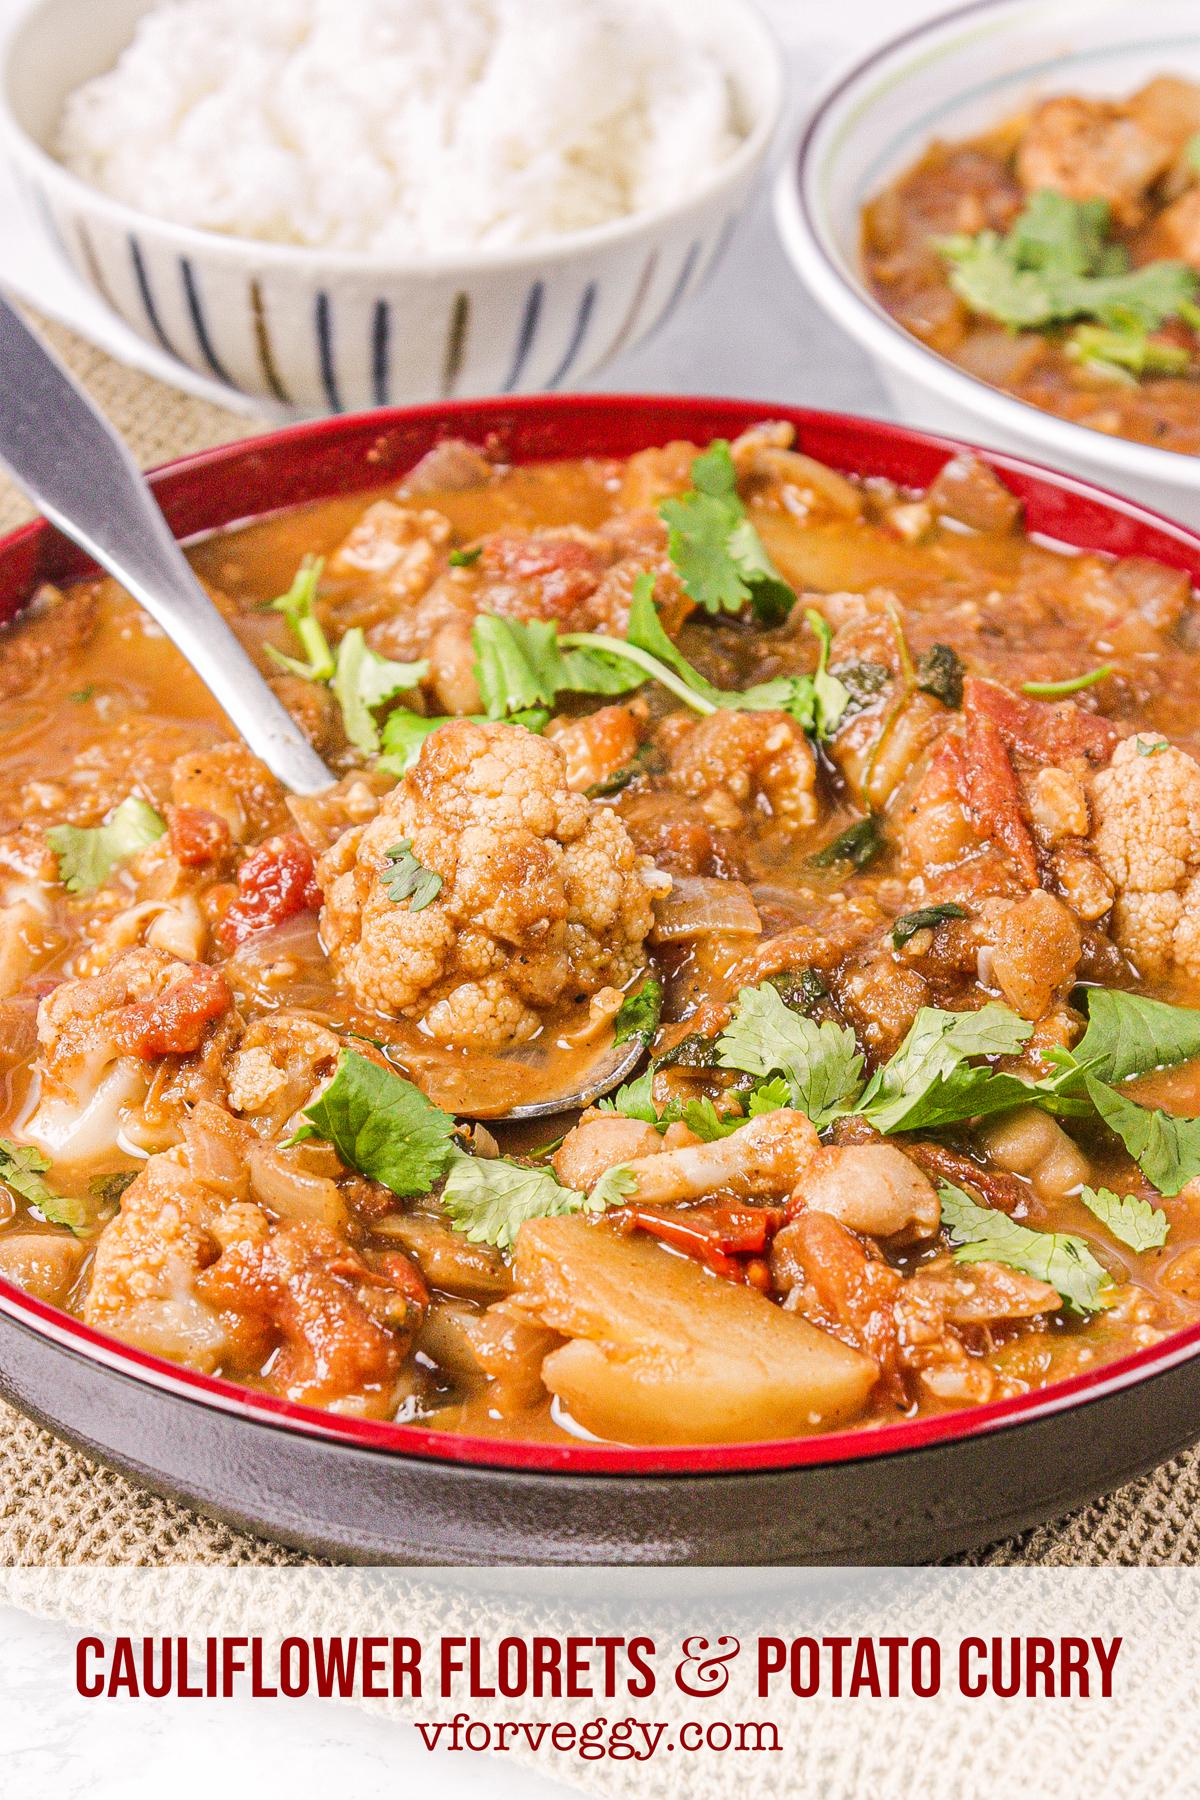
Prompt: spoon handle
<box><xmin>0</xmin><ymin>295</ymin><xmax>334</xmax><ymax>794</ymax></box>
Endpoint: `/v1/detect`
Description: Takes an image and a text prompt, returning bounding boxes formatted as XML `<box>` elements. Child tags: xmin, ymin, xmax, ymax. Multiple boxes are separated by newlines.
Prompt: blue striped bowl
<box><xmin>0</xmin><ymin>0</ymin><xmax>782</xmax><ymax>413</ymax></box>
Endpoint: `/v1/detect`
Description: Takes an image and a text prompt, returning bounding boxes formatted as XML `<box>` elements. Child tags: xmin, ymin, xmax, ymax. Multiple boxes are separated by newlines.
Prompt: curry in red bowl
<box><xmin>6</xmin><ymin>412</ymin><xmax>1200</xmax><ymax>1452</ymax></box>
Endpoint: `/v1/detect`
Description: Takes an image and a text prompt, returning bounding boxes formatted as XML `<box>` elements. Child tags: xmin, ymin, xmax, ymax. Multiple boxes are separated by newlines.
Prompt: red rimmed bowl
<box><xmin>5</xmin><ymin>394</ymin><xmax>1200</xmax><ymax>1564</ymax></box>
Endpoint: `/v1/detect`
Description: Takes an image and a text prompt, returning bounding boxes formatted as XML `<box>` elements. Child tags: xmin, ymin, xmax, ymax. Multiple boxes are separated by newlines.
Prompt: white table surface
<box><xmin>0</xmin><ymin>0</ymin><xmax>952</xmax><ymax>418</ymax></box>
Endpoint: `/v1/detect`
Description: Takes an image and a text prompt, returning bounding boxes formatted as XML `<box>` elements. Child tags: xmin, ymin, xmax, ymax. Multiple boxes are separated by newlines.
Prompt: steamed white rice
<box><xmin>57</xmin><ymin>0</ymin><xmax>741</xmax><ymax>255</ymax></box>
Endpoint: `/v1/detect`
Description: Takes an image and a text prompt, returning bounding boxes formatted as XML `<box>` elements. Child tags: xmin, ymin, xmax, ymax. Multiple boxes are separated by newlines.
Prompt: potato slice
<box><xmin>514</xmin><ymin>1217</ymin><xmax>877</xmax><ymax>1445</ymax></box>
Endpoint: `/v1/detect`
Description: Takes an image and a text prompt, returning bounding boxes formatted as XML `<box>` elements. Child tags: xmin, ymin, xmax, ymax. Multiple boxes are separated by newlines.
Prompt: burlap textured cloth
<box><xmin>1</xmin><ymin>317</ymin><xmax>1196</xmax><ymax>1568</ymax></box>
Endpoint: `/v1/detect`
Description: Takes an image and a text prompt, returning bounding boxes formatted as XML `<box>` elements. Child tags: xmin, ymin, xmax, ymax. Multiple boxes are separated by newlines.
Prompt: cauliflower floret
<box><xmin>660</xmin><ymin>709</ymin><xmax>818</xmax><ymax>829</ymax></box>
<box><xmin>1091</xmin><ymin>733</ymin><xmax>1200</xmax><ymax>977</ymax></box>
<box><xmin>326</xmin><ymin>500</ymin><xmax>451</xmax><ymax>598</ymax></box>
<box><xmin>317</xmin><ymin>720</ymin><xmax>661</xmax><ymax>1049</ymax></box>
<box><xmin>224</xmin><ymin>1012</ymin><xmax>340</xmax><ymax>1132</ymax></box>
<box><xmin>26</xmin><ymin>946</ymin><xmax>232</xmax><ymax>1162</ymax></box>
<box><xmin>1016</xmin><ymin>96</ymin><xmax>1173</xmax><ymax>224</ymax></box>
<box><xmin>85</xmin><ymin>1102</ymin><xmax>423</xmax><ymax>1410</ymax></box>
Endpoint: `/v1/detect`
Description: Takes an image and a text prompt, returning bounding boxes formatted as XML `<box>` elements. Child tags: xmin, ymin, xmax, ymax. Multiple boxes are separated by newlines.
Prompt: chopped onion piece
<box><xmin>651</xmin><ymin>877</ymin><xmax>761</xmax><ymax>942</ymax></box>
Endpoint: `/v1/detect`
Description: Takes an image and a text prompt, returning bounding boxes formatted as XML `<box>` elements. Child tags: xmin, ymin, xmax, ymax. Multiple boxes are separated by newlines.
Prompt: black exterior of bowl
<box><xmin>2</xmin><ymin>1304</ymin><xmax>1196</xmax><ymax>1565</ymax></box>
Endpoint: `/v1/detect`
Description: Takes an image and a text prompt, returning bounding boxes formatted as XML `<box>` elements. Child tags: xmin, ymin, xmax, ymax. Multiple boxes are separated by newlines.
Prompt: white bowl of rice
<box><xmin>0</xmin><ymin>0</ymin><xmax>782</xmax><ymax>411</ymax></box>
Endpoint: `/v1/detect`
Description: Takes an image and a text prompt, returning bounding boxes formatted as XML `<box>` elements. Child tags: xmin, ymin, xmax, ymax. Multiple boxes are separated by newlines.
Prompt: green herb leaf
<box><xmin>265</xmin><ymin>556</ymin><xmax>334</xmax><ymax>681</ymax></box>
<box><xmin>330</xmin><ymin>628</ymin><xmax>427</xmax><ymax>754</ymax></box>
<box><xmin>1071</xmin><ymin>987</ymin><xmax>1200</xmax><ymax>1085</ymax></box>
<box><xmin>585</xmin><ymin>743</ymin><xmax>666</xmax><ymax>797</ymax></box>
<box><xmin>290</xmin><ymin>1049</ymin><xmax>457</xmax><ymax>1197</ymax></box>
<box><xmin>599</xmin><ymin>1069</ymin><xmax>658</xmax><ymax>1122</ymax></box>
<box><xmin>440</xmin><ymin>1153</ymin><xmax>635</xmax><ymax>1251</ymax></box>
<box><xmin>914</xmin><ymin>644</ymin><xmax>964</xmax><ymax>708</ymax></box>
<box><xmin>1021</xmin><ymin>664</ymin><xmax>1113</xmax><ymax>699</ymax></box>
<box><xmin>380</xmin><ymin>839</ymin><xmax>443</xmax><ymax>912</ymax></box>
<box><xmin>659</xmin><ymin>440</ymin><xmax>797</xmax><ymax>624</ymax></box>
<box><xmin>47</xmin><ymin>796</ymin><xmax>166</xmax><ymax>894</ymax></box>
<box><xmin>613</xmin><ymin>979</ymin><xmax>662</xmax><ymax>1049</ymax></box>
<box><xmin>936</xmin><ymin>191</ymin><xmax>1198</xmax><ymax>333</ymax></box>
<box><xmin>891</xmin><ymin>903</ymin><xmax>968</xmax><ymax>948</ymax></box>
<box><xmin>472</xmin><ymin>615</ymin><xmax>643</xmax><ymax>719</ymax></box>
<box><xmin>1079</xmin><ymin>1184</ymin><xmax>1169</xmax><ymax>1252</ymax></box>
<box><xmin>1084</xmin><ymin>1073</ymin><xmax>1200</xmax><ymax>1198</ymax></box>
<box><xmin>69</xmin><ymin>685</ymin><xmax>95</xmax><ymax>704</ymax></box>
<box><xmin>858</xmin><ymin>1003</ymin><xmax>1032</xmax><ymax>1134</ymax></box>
<box><xmin>653</xmin><ymin>1031</ymin><xmax>721</xmax><ymax>1070</ymax></box>
<box><xmin>747</xmin><ymin>1075</ymin><xmax>792</xmax><ymax>1116</ymax></box>
<box><xmin>0</xmin><ymin>1138</ymin><xmax>92</xmax><ymax>1235</ymax></box>
<box><xmin>1137</xmin><ymin>737</ymin><xmax>1169</xmax><ymax>756</ymax></box>
<box><xmin>938</xmin><ymin>1180</ymin><xmax>1112</xmax><ymax>1316</ymax></box>
<box><xmin>449</xmin><ymin>546</ymin><xmax>482</xmax><ymax>567</ymax></box>
<box><xmin>1067</xmin><ymin>323</ymin><xmax>1190</xmax><ymax>383</ymax></box>
<box><xmin>716</xmin><ymin>982</ymin><xmax>863</xmax><ymax>1126</ymax></box>
<box><xmin>810</xmin><ymin>815</ymin><xmax>884</xmax><ymax>870</ymax></box>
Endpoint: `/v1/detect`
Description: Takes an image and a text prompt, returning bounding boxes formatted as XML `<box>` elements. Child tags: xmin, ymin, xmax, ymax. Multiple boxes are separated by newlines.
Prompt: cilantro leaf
<box><xmin>47</xmin><ymin>796</ymin><xmax>166</xmax><ymax>894</ymax></box>
<box><xmin>1071</xmin><ymin>988</ymin><xmax>1200</xmax><ymax>1085</ymax></box>
<box><xmin>599</xmin><ymin>1069</ymin><xmax>658</xmax><ymax>1123</ymax></box>
<box><xmin>936</xmin><ymin>191</ymin><xmax>1198</xmax><ymax>334</ymax></box>
<box><xmin>613</xmin><ymin>979</ymin><xmax>662</xmax><ymax>1049</ymax></box>
<box><xmin>747</xmin><ymin>1075</ymin><xmax>791</xmax><ymax>1116</ymax></box>
<box><xmin>809</xmin><ymin>815</ymin><xmax>884</xmax><ymax>870</ymax></box>
<box><xmin>938</xmin><ymin>1181</ymin><xmax>1112</xmax><ymax>1316</ymax></box>
<box><xmin>1079</xmin><ymin>1184</ymin><xmax>1169</xmax><ymax>1252</ymax></box>
<box><xmin>891</xmin><ymin>903</ymin><xmax>967</xmax><ymax>948</ymax></box>
<box><xmin>1068</xmin><ymin>323</ymin><xmax>1190</xmax><ymax>383</ymax></box>
<box><xmin>624</xmin><ymin>572</ymin><xmax>720</xmax><ymax>703</ymax></box>
<box><xmin>265</xmin><ymin>556</ymin><xmax>334</xmax><ymax>680</ymax></box>
<box><xmin>1084</xmin><ymin>1073</ymin><xmax>1200</xmax><ymax>1198</ymax></box>
<box><xmin>440</xmin><ymin>1153</ymin><xmax>635</xmax><ymax>1250</ymax></box>
<box><xmin>0</xmin><ymin>1138</ymin><xmax>92</xmax><ymax>1235</ymax></box>
<box><xmin>331</xmin><ymin>628</ymin><xmax>427</xmax><ymax>754</ymax></box>
<box><xmin>472</xmin><ymin>615</ymin><xmax>643</xmax><ymax>718</ymax></box>
<box><xmin>380</xmin><ymin>839</ymin><xmax>442</xmax><ymax>912</ymax></box>
<box><xmin>659</xmin><ymin>440</ymin><xmax>797</xmax><ymax>623</ymax></box>
<box><xmin>291</xmin><ymin>1050</ymin><xmax>457</xmax><ymax>1197</ymax></box>
<box><xmin>858</xmin><ymin>1003</ymin><xmax>1032</xmax><ymax>1134</ymax></box>
<box><xmin>716</xmin><ymin>982</ymin><xmax>863</xmax><ymax>1126</ymax></box>
<box><xmin>449</xmin><ymin>546</ymin><xmax>482</xmax><ymax>567</ymax></box>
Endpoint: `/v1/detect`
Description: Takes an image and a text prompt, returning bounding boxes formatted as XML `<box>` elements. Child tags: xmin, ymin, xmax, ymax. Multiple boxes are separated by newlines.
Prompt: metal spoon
<box><xmin>490</xmin><ymin>1034</ymin><xmax>649</xmax><ymax>1123</ymax></box>
<box><xmin>0</xmin><ymin>298</ymin><xmax>642</xmax><ymax>1118</ymax></box>
<box><xmin>0</xmin><ymin>295</ymin><xmax>333</xmax><ymax>794</ymax></box>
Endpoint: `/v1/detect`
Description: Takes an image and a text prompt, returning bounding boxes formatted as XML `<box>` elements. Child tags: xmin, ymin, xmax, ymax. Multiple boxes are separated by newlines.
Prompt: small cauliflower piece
<box><xmin>318</xmin><ymin>720</ymin><xmax>659</xmax><ymax>1049</ymax></box>
<box><xmin>326</xmin><ymin>500</ymin><xmax>451</xmax><ymax>599</ymax></box>
<box><xmin>661</xmin><ymin>710</ymin><xmax>818</xmax><ymax>829</ymax></box>
<box><xmin>1091</xmin><ymin>733</ymin><xmax>1200</xmax><ymax>978</ymax></box>
<box><xmin>26</xmin><ymin>946</ymin><xmax>231</xmax><ymax>1161</ymax></box>
<box><xmin>85</xmin><ymin>1103</ymin><xmax>422</xmax><ymax>1411</ymax></box>
<box><xmin>790</xmin><ymin>1143</ymin><xmax>941</xmax><ymax>1242</ymax></box>
<box><xmin>224</xmin><ymin>1012</ymin><xmax>341</xmax><ymax>1132</ymax></box>
<box><xmin>514</xmin><ymin>1215</ymin><xmax>877</xmax><ymax>1443</ymax></box>
<box><xmin>1016</xmin><ymin>95</ymin><xmax>1173</xmax><ymax>224</ymax></box>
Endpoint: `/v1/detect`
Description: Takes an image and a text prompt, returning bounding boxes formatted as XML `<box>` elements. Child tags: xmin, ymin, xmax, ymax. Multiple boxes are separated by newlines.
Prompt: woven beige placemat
<box><xmin>1</xmin><ymin>314</ymin><xmax>1196</xmax><ymax>1568</ymax></box>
